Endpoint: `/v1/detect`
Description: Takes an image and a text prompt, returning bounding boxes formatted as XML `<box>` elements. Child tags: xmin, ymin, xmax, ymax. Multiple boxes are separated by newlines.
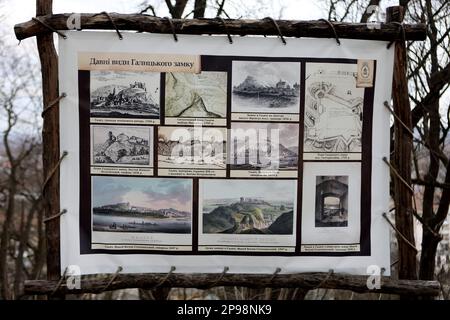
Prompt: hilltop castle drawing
<box><xmin>233</xmin><ymin>76</ymin><xmax>300</xmax><ymax>99</ymax></box>
<box><xmin>92</xmin><ymin>81</ymin><xmax>151</xmax><ymax>108</ymax></box>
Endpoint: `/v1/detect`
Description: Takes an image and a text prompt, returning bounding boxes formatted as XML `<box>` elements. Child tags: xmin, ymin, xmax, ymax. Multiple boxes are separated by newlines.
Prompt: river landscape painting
<box><xmin>91</xmin><ymin>176</ymin><xmax>192</xmax><ymax>234</ymax></box>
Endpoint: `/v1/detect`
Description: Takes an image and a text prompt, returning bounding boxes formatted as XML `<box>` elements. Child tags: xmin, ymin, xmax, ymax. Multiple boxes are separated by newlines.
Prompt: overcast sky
<box><xmin>92</xmin><ymin>176</ymin><xmax>192</xmax><ymax>211</ymax></box>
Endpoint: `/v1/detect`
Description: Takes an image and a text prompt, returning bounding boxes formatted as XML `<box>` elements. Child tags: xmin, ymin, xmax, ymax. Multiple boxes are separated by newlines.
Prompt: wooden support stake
<box><xmin>386</xmin><ymin>6</ymin><xmax>418</xmax><ymax>281</ymax></box>
<box><xmin>14</xmin><ymin>14</ymin><xmax>426</xmax><ymax>41</ymax></box>
<box><xmin>36</xmin><ymin>0</ymin><xmax>62</xmax><ymax>299</ymax></box>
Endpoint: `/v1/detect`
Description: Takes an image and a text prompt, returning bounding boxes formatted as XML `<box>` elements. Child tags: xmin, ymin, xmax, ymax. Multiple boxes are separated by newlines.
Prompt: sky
<box><xmin>232</xmin><ymin>61</ymin><xmax>301</xmax><ymax>87</ymax></box>
<box><xmin>202</xmin><ymin>179</ymin><xmax>296</xmax><ymax>201</ymax></box>
<box><xmin>92</xmin><ymin>176</ymin><xmax>192</xmax><ymax>211</ymax></box>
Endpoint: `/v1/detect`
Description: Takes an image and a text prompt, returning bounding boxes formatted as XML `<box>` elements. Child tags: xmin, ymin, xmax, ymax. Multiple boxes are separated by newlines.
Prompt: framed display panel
<box><xmin>59</xmin><ymin>31</ymin><xmax>393</xmax><ymax>275</ymax></box>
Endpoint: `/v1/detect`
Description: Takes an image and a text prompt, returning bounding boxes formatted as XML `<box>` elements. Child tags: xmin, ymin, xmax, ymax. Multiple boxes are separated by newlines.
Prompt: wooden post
<box><xmin>386</xmin><ymin>6</ymin><xmax>418</xmax><ymax>281</ymax></box>
<box><xmin>36</xmin><ymin>0</ymin><xmax>62</xmax><ymax>299</ymax></box>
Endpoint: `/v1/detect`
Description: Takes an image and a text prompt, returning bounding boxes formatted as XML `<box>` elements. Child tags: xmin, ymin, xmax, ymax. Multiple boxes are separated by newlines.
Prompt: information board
<box><xmin>59</xmin><ymin>31</ymin><xmax>393</xmax><ymax>275</ymax></box>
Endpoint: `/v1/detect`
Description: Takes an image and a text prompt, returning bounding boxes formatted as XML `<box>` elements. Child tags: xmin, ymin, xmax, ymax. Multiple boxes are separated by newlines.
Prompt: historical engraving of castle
<box><xmin>90</xmin><ymin>125</ymin><xmax>153</xmax><ymax>176</ymax></box>
<box><xmin>198</xmin><ymin>179</ymin><xmax>297</xmax><ymax>252</ymax></box>
<box><xmin>157</xmin><ymin>126</ymin><xmax>227</xmax><ymax>177</ymax></box>
<box><xmin>304</xmin><ymin>63</ymin><xmax>364</xmax><ymax>160</ymax></box>
<box><xmin>90</xmin><ymin>71</ymin><xmax>160</xmax><ymax>124</ymax></box>
<box><xmin>230</xmin><ymin>122</ymin><xmax>299</xmax><ymax>178</ymax></box>
<box><xmin>165</xmin><ymin>71</ymin><xmax>227</xmax><ymax>126</ymax></box>
<box><xmin>231</xmin><ymin>61</ymin><xmax>301</xmax><ymax>121</ymax></box>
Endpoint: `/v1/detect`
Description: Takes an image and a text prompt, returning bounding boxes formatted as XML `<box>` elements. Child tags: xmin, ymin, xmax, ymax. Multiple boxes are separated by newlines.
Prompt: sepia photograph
<box><xmin>304</xmin><ymin>63</ymin><xmax>364</xmax><ymax>156</ymax></box>
<box><xmin>201</xmin><ymin>179</ymin><xmax>296</xmax><ymax>235</ymax></box>
<box><xmin>90</xmin><ymin>70</ymin><xmax>160</xmax><ymax>119</ymax></box>
<box><xmin>158</xmin><ymin>126</ymin><xmax>227</xmax><ymax>169</ymax></box>
<box><xmin>230</xmin><ymin>122</ymin><xmax>298</xmax><ymax>171</ymax></box>
<box><xmin>92</xmin><ymin>176</ymin><xmax>192</xmax><ymax>234</ymax></box>
<box><xmin>165</xmin><ymin>71</ymin><xmax>227</xmax><ymax>118</ymax></box>
<box><xmin>315</xmin><ymin>175</ymin><xmax>348</xmax><ymax>227</ymax></box>
<box><xmin>232</xmin><ymin>61</ymin><xmax>300</xmax><ymax>113</ymax></box>
<box><xmin>91</xmin><ymin>125</ymin><xmax>152</xmax><ymax>166</ymax></box>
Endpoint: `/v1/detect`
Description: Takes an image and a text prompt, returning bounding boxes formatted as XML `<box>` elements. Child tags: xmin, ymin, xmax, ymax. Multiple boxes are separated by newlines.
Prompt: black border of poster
<box><xmin>78</xmin><ymin>55</ymin><xmax>375</xmax><ymax>257</ymax></box>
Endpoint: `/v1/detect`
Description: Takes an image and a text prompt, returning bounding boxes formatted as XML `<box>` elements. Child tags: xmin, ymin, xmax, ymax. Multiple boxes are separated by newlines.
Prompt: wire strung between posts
<box><xmin>41</xmin><ymin>93</ymin><xmax>66</xmax><ymax>118</ymax></box>
<box><xmin>43</xmin><ymin>209</ymin><xmax>67</xmax><ymax>223</ymax></box>
<box><xmin>383</xmin><ymin>101</ymin><xmax>414</xmax><ymax>137</ymax></box>
<box><xmin>382</xmin><ymin>157</ymin><xmax>414</xmax><ymax>194</ymax></box>
<box><xmin>263</xmin><ymin>17</ymin><xmax>286</xmax><ymax>45</ymax></box>
<box><xmin>163</xmin><ymin>17</ymin><xmax>178</xmax><ymax>42</ymax></box>
<box><xmin>318</xmin><ymin>19</ymin><xmax>341</xmax><ymax>45</ymax></box>
<box><xmin>102</xmin><ymin>266</ymin><xmax>123</xmax><ymax>292</ymax></box>
<box><xmin>50</xmin><ymin>267</ymin><xmax>69</xmax><ymax>296</ymax></box>
<box><xmin>385</xmin><ymin>100</ymin><xmax>448</xmax><ymax>166</ymax></box>
<box><xmin>215</xmin><ymin>17</ymin><xmax>233</xmax><ymax>44</ymax></box>
<box><xmin>382</xmin><ymin>212</ymin><xmax>418</xmax><ymax>252</ymax></box>
<box><xmin>206</xmin><ymin>266</ymin><xmax>229</xmax><ymax>289</ymax></box>
<box><xmin>151</xmin><ymin>266</ymin><xmax>176</xmax><ymax>289</ymax></box>
<box><xmin>387</xmin><ymin>22</ymin><xmax>406</xmax><ymax>49</ymax></box>
<box><xmin>93</xmin><ymin>12</ymin><xmax>123</xmax><ymax>40</ymax></box>
<box><xmin>32</xmin><ymin>17</ymin><xmax>67</xmax><ymax>39</ymax></box>
<box><xmin>42</xmin><ymin>151</ymin><xmax>68</xmax><ymax>193</ymax></box>
<box><xmin>312</xmin><ymin>269</ymin><xmax>334</xmax><ymax>290</ymax></box>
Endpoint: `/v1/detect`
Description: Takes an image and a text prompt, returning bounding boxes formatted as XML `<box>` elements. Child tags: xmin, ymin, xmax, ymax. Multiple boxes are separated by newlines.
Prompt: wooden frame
<box><xmin>15</xmin><ymin>14</ymin><xmax>426</xmax><ymax>41</ymax></box>
<box><xmin>15</xmin><ymin>1</ymin><xmax>438</xmax><ymax>298</ymax></box>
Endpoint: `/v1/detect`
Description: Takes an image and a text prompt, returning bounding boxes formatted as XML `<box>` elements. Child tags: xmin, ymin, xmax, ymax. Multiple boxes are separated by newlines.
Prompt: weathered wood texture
<box><xmin>24</xmin><ymin>273</ymin><xmax>440</xmax><ymax>297</ymax></box>
<box><xmin>15</xmin><ymin>14</ymin><xmax>426</xmax><ymax>41</ymax></box>
<box><xmin>36</xmin><ymin>0</ymin><xmax>62</xmax><ymax>294</ymax></box>
<box><xmin>387</xmin><ymin>7</ymin><xmax>418</xmax><ymax>280</ymax></box>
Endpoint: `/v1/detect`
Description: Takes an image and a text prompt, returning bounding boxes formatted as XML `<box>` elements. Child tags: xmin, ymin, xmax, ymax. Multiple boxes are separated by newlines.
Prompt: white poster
<box><xmin>59</xmin><ymin>31</ymin><xmax>393</xmax><ymax>275</ymax></box>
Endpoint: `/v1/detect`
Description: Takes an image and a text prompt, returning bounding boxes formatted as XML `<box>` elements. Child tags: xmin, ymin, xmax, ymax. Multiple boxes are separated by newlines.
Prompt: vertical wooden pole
<box><xmin>386</xmin><ymin>6</ymin><xmax>418</xmax><ymax>280</ymax></box>
<box><xmin>36</xmin><ymin>0</ymin><xmax>62</xmax><ymax>298</ymax></box>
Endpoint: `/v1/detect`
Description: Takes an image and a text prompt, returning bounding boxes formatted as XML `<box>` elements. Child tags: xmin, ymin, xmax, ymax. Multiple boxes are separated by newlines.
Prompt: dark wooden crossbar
<box><xmin>14</xmin><ymin>14</ymin><xmax>426</xmax><ymax>41</ymax></box>
<box><xmin>24</xmin><ymin>272</ymin><xmax>440</xmax><ymax>297</ymax></box>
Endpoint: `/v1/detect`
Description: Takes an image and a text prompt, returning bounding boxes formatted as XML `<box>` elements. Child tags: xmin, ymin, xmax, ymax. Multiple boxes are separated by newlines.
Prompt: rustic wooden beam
<box><xmin>387</xmin><ymin>6</ymin><xmax>418</xmax><ymax>282</ymax></box>
<box><xmin>36</xmin><ymin>0</ymin><xmax>63</xmax><ymax>300</ymax></box>
<box><xmin>24</xmin><ymin>272</ymin><xmax>440</xmax><ymax>297</ymax></box>
<box><xmin>14</xmin><ymin>14</ymin><xmax>426</xmax><ymax>41</ymax></box>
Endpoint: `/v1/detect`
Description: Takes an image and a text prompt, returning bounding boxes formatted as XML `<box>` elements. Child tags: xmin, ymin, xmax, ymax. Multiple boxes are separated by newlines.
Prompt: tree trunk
<box><xmin>13</xmin><ymin>201</ymin><xmax>36</xmax><ymax>298</ymax></box>
<box><xmin>0</xmin><ymin>176</ymin><xmax>17</xmax><ymax>300</ymax></box>
<box><xmin>193</xmin><ymin>0</ymin><xmax>207</xmax><ymax>18</ymax></box>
